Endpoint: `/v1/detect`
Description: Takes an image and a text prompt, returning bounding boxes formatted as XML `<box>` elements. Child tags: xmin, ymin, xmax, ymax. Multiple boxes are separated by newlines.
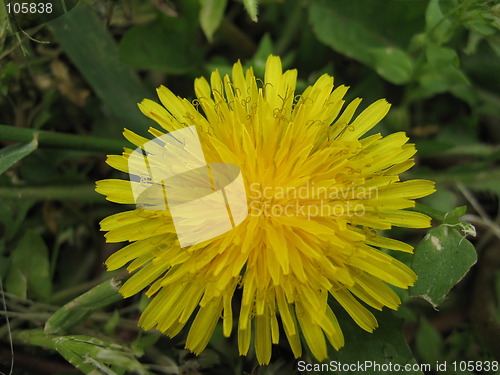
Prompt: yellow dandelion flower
<box><xmin>96</xmin><ymin>55</ymin><xmax>435</xmax><ymax>365</ymax></box>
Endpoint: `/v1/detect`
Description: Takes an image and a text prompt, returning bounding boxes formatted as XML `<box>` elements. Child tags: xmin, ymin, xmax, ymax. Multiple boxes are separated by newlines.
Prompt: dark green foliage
<box><xmin>0</xmin><ymin>0</ymin><xmax>499</xmax><ymax>373</ymax></box>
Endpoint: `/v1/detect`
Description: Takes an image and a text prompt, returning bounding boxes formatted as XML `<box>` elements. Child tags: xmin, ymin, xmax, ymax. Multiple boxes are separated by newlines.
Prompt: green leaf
<box><xmin>417</xmin><ymin>65</ymin><xmax>469</xmax><ymax>97</ymax></box>
<box><xmin>426</xmin><ymin>44</ymin><xmax>459</xmax><ymax>66</ymax></box>
<box><xmin>5</xmin><ymin>230</ymin><xmax>51</xmax><ymax>300</ymax></box>
<box><xmin>242</xmin><ymin>0</ymin><xmax>258</xmax><ymax>22</ymax></box>
<box><xmin>447</xmin><ymin>205</ymin><xmax>467</xmax><ymax>220</ymax></box>
<box><xmin>49</xmin><ymin>3</ymin><xmax>153</xmax><ymax>133</ymax></box>
<box><xmin>416</xmin><ymin>44</ymin><xmax>470</xmax><ymax>97</ymax></box>
<box><xmin>309</xmin><ymin>0</ymin><xmax>421</xmax><ymax>84</ymax></box>
<box><xmin>199</xmin><ymin>0</ymin><xmax>227</xmax><ymax>42</ymax></box>
<box><xmin>119</xmin><ymin>0</ymin><xmax>203</xmax><ymax>74</ymax></box>
<box><xmin>410</xmin><ymin>225</ymin><xmax>477</xmax><ymax>308</ymax></box>
<box><xmin>425</xmin><ymin>0</ymin><xmax>456</xmax><ymax>44</ymax></box>
<box><xmin>45</xmin><ymin>278</ymin><xmax>123</xmax><ymax>335</ymax></box>
<box><xmin>328</xmin><ymin>308</ymin><xmax>422</xmax><ymax>375</ymax></box>
<box><xmin>53</xmin><ymin>335</ymin><xmax>149</xmax><ymax>375</ymax></box>
<box><xmin>5</xmin><ymin>266</ymin><xmax>27</xmax><ymax>298</ymax></box>
<box><xmin>415</xmin><ymin>318</ymin><xmax>444</xmax><ymax>366</ymax></box>
<box><xmin>0</xmin><ymin>135</ymin><xmax>38</xmax><ymax>175</ymax></box>
<box><xmin>14</xmin><ymin>329</ymin><xmax>150</xmax><ymax>375</ymax></box>
<box><xmin>370</xmin><ymin>47</ymin><xmax>414</xmax><ymax>85</ymax></box>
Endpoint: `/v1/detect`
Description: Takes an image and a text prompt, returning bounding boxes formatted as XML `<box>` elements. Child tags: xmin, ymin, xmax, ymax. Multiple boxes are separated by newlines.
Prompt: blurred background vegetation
<box><xmin>0</xmin><ymin>0</ymin><xmax>499</xmax><ymax>374</ymax></box>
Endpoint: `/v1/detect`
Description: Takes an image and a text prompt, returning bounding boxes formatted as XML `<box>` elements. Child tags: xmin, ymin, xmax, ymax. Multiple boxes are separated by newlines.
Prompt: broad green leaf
<box><xmin>199</xmin><ymin>0</ymin><xmax>228</xmax><ymax>42</ymax></box>
<box><xmin>447</xmin><ymin>205</ymin><xmax>467</xmax><ymax>219</ymax></box>
<box><xmin>415</xmin><ymin>44</ymin><xmax>469</xmax><ymax>98</ymax></box>
<box><xmin>417</xmin><ymin>65</ymin><xmax>469</xmax><ymax>97</ymax></box>
<box><xmin>410</xmin><ymin>225</ymin><xmax>477</xmax><ymax>308</ymax></box>
<box><xmin>119</xmin><ymin>0</ymin><xmax>203</xmax><ymax>74</ymax></box>
<box><xmin>426</xmin><ymin>44</ymin><xmax>459</xmax><ymax>66</ymax></box>
<box><xmin>0</xmin><ymin>135</ymin><xmax>38</xmax><ymax>175</ymax></box>
<box><xmin>243</xmin><ymin>0</ymin><xmax>258</xmax><ymax>22</ymax></box>
<box><xmin>309</xmin><ymin>0</ymin><xmax>422</xmax><ymax>85</ymax></box>
<box><xmin>370</xmin><ymin>47</ymin><xmax>414</xmax><ymax>85</ymax></box>
<box><xmin>45</xmin><ymin>278</ymin><xmax>123</xmax><ymax>334</ymax></box>
<box><xmin>5</xmin><ymin>230</ymin><xmax>51</xmax><ymax>300</ymax></box>
<box><xmin>328</xmin><ymin>308</ymin><xmax>422</xmax><ymax>375</ymax></box>
<box><xmin>49</xmin><ymin>3</ymin><xmax>152</xmax><ymax>133</ymax></box>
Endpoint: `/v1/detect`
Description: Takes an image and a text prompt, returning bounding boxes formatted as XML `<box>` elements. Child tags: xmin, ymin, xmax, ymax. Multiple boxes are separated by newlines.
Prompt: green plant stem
<box><xmin>0</xmin><ymin>311</ymin><xmax>52</xmax><ymax>320</ymax></box>
<box><xmin>0</xmin><ymin>125</ymin><xmax>126</xmax><ymax>153</ymax></box>
<box><xmin>0</xmin><ymin>184</ymin><xmax>101</xmax><ymax>202</ymax></box>
<box><xmin>49</xmin><ymin>270</ymin><xmax>127</xmax><ymax>304</ymax></box>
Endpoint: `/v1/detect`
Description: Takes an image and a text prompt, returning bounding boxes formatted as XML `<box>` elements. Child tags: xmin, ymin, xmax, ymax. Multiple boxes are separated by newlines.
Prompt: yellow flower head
<box><xmin>96</xmin><ymin>55</ymin><xmax>435</xmax><ymax>364</ymax></box>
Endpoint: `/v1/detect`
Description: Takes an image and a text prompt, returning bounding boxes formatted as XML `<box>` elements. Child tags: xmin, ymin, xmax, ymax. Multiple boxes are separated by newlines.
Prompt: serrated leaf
<box><xmin>242</xmin><ymin>0</ymin><xmax>258</xmax><ymax>22</ymax></box>
<box><xmin>410</xmin><ymin>225</ymin><xmax>477</xmax><ymax>307</ymax></box>
<box><xmin>0</xmin><ymin>135</ymin><xmax>38</xmax><ymax>175</ymax></box>
<box><xmin>6</xmin><ymin>230</ymin><xmax>51</xmax><ymax>300</ymax></box>
<box><xmin>199</xmin><ymin>0</ymin><xmax>227</xmax><ymax>42</ymax></box>
<box><xmin>45</xmin><ymin>278</ymin><xmax>123</xmax><ymax>334</ymax></box>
